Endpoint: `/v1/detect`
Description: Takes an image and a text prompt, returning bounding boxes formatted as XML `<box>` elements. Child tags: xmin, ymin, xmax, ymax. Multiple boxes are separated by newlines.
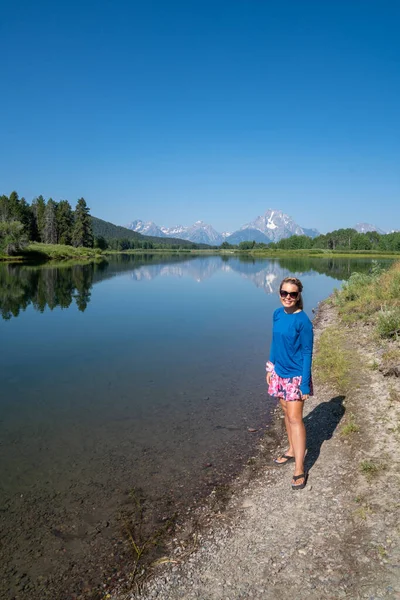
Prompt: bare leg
<box><xmin>274</xmin><ymin>399</ymin><xmax>295</xmax><ymax>463</ymax></box>
<box><xmin>281</xmin><ymin>399</ymin><xmax>294</xmax><ymax>456</ymax></box>
<box><xmin>286</xmin><ymin>400</ymin><xmax>306</xmax><ymax>483</ymax></box>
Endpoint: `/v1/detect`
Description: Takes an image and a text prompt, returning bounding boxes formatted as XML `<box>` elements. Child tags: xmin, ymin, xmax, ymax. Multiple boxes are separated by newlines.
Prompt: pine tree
<box><xmin>43</xmin><ymin>199</ymin><xmax>58</xmax><ymax>244</ymax></box>
<box><xmin>0</xmin><ymin>194</ymin><xmax>11</xmax><ymax>221</ymax></box>
<box><xmin>31</xmin><ymin>196</ymin><xmax>46</xmax><ymax>242</ymax></box>
<box><xmin>8</xmin><ymin>191</ymin><xmax>20</xmax><ymax>220</ymax></box>
<box><xmin>72</xmin><ymin>198</ymin><xmax>93</xmax><ymax>247</ymax></box>
<box><xmin>57</xmin><ymin>200</ymin><xmax>74</xmax><ymax>245</ymax></box>
<box><xmin>18</xmin><ymin>197</ymin><xmax>36</xmax><ymax>240</ymax></box>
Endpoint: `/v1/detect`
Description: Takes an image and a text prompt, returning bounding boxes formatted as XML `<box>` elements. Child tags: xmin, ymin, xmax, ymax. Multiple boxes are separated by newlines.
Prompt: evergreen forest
<box><xmin>0</xmin><ymin>191</ymin><xmax>202</xmax><ymax>254</ymax></box>
<box><xmin>0</xmin><ymin>192</ymin><xmax>94</xmax><ymax>254</ymax></box>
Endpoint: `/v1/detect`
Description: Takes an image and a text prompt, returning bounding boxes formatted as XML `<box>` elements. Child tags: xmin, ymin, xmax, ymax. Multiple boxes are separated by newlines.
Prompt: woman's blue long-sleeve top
<box><xmin>269</xmin><ymin>307</ymin><xmax>314</xmax><ymax>395</ymax></box>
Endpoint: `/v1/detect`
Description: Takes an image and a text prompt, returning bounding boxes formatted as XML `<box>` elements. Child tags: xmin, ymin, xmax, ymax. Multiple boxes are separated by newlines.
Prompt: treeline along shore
<box><xmin>0</xmin><ymin>191</ymin><xmax>204</xmax><ymax>261</ymax></box>
<box><xmin>1</xmin><ymin>190</ymin><xmax>399</xmax><ymax>262</ymax></box>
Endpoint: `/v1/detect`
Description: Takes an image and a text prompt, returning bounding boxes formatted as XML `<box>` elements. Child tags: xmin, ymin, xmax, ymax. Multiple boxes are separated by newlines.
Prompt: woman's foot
<box><xmin>292</xmin><ymin>472</ymin><xmax>308</xmax><ymax>490</ymax></box>
<box><xmin>273</xmin><ymin>453</ymin><xmax>295</xmax><ymax>465</ymax></box>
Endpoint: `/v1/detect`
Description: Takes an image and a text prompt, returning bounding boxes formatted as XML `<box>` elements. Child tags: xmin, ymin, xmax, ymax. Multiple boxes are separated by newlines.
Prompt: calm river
<box><xmin>0</xmin><ymin>254</ymin><xmax>392</xmax><ymax>599</ymax></box>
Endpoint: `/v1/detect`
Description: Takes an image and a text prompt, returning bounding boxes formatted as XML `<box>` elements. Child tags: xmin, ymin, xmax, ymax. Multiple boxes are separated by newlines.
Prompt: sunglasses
<box><xmin>280</xmin><ymin>290</ymin><xmax>299</xmax><ymax>299</ymax></box>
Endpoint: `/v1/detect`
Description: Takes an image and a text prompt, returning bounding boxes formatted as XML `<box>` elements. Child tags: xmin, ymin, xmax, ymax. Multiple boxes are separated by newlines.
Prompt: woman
<box><xmin>266</xmin><ymin>277</ymin><xmax>313</xmax><ymax>490</ymax></box>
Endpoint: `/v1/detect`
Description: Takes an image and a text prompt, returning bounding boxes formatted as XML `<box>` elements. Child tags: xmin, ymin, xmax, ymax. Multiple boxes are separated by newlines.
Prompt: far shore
<box><xmin>1</xmin><ymin>242</ymin><xmax>399</xmax><ymax>264</ymax></box>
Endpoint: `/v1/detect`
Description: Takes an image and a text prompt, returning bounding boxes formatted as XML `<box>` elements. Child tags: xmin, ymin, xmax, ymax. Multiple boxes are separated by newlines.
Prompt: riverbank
<box><xmin>0</xmin><ymin>242</ymin><xmax>103</xmax><ymax>262</ymax></box>
<box><xmin>1</xmin><ymin>243</ymin><xmax>399</xmax><ymax>263</ymax></box>
<box><xmin>110</xmin><ymin>264</ymin><xmax>400</xmax><ymax>599</ymax></box>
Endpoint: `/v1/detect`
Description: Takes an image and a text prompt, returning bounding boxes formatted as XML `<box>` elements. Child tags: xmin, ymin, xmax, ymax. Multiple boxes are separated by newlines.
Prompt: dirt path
<box><xmin>113</xmin><ymin>301</ymin><xmax>400</xmax><ymax>600</ymax></box>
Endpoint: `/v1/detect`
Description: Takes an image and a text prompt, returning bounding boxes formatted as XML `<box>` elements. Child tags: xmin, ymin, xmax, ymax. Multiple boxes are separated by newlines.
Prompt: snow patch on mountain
<box><xmin>353</xmin><ymin>223</ymin><xmax>386</xmax><ymax>235</ymax></box>
<box><xmin>238</xmin><ymin>209</ymin><xmax>306</xmax><ymax>242</ymax></box>
<box><xmin>161</xmin><ymin>225</ymin><xmax>186</xmax><ymax>236</ymax></box>
<box><xmin>126</xmin><ymin>220</ymin><xmax>166</xmax><ymax>237</ymax></box>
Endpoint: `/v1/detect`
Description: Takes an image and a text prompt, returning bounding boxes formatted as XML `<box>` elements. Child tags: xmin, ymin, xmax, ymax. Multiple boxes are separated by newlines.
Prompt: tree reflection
<box><xmin>0</xmin><ymin>254</ymin><xmax>393</xmax><ymax>320</ymax></box>
<box><xmin>0</xmin><ymin>263</ymin><xmax>95</xmax><ymax>320</ymax></box>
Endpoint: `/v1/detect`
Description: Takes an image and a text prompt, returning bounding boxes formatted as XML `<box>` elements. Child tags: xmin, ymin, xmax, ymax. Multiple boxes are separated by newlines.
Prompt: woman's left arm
<box><xmin>299</xmin><ymin>318</ymin><xmax>314</xmax><ymax>396</ymax></box>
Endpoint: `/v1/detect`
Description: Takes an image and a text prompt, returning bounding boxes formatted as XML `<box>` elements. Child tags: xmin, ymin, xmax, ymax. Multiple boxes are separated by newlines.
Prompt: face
<box><xmin>279</xmin><ymin>282</ymin><xmax>300</xmax><ymax>311</ymax></box>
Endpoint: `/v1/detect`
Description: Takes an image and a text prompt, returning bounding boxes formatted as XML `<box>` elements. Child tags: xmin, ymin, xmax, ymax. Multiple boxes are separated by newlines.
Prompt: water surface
<box><xmin>0</xmin><ymin>254</ymin><xmax>391</xmax><ymax>598</ymax></box>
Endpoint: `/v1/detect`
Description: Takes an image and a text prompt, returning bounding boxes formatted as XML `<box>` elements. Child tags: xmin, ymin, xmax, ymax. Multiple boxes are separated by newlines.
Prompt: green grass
<box><xmin>341</xmin><ymin>420</ymin><xmax>360</xmax><ymax>435</ymax></box>
<box><xmin>360</xmin><ymin>460</ymin><xmax>380</xmax><ymax>480</ymax></box>
<box><xmin>334</xmin><ymin>261</ymin><xmax>400</xmax><ymax>338</ymax></box>
<box><xmin>251</xmin><ymin>249</ymin><xmax>400</xmax><ymax>258</ymax></box>
<box><xmin>382</xmin><ymin>347</ymin><xmax>400</xmax><ymax>364</ymax></box>
<box><xmin>377</xmin><ymin>544</ymin><xmax>388</xmax><ymax>558</ymax></box>
<box><xmin>24</xmin><ymin>242</ymin><xmax>103</xmax><ymax>260</ymax></box>
<box><xmin>313</xmin><ymin>327</ymin><xmax>351</xmax><ymax>393</ymax></box>
<box><xmin>377</xmin><ymin>307</ymin><xmax>400</xmax><ymax>338</ymax></box>
<box><xmin>353</xmin><ymin>505</ymin><xmax>372</xmax><ymax>520</ymax></box>
<box><xmin>1</xmin><ymin>242</ymin><xmax>104</xmax><ymax>262</ymax></box>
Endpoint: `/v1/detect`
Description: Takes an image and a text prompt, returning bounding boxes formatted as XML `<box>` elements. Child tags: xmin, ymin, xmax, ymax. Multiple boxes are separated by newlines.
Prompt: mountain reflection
<box><xmin>128</xmin><ymin>254</ymin><xmax>380</xmax><ymax>291</ymax></box>
<box><xmin>0</xmin><ymin>254</ymin><xmax>389</xmax><ymax>320</ymax></box>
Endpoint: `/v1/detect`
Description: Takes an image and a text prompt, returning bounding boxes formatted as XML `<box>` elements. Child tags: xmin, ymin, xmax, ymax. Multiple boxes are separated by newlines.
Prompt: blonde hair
<box><xmin>279</xmin><ymin>277</ymin><xmax>304</xmax><ymax>310</ymax></box>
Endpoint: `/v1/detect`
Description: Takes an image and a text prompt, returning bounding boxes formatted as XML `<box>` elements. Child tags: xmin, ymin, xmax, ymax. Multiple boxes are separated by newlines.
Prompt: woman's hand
<box><xmin>300</xmin><ymin>393</ymin><xmax>309</xmax><ymax>400</ymax></box>
<box><xmin>266</xmin><ymin>372</ymin><xmax>272</xmax><ymax>385</ymax></box>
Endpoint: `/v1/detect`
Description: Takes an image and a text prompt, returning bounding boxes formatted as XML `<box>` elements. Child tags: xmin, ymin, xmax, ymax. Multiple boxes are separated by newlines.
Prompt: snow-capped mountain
<box><xmin>126</xmin><ymin>220</ymin><xmax>167</xmax><ymax>237</ymax></box>
<box><xmin>353</xmin><ymin>223</ymin><xmax>386</xmax><ymax>235</ymax></box>
<box><xmin>226</xmin><ymin>209</ymin><xmax>319</xmax><ymax>245</ymax></box>
<box><xmin>125</xmin><ymin>210</ymin><xmax>320</xmax><ymax>245</ymax></box>
<box><xmin>126</xmin><ymin>220</ymin><xmax>223</xmax><ymax>245</ymax></box>
<box><xmin>169</xmin><ymin>221</ymin><xmax>223</xmax><ymax>245</ymax></box>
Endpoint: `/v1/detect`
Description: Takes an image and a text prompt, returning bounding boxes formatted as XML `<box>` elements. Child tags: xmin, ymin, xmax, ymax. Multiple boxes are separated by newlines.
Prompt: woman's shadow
<box><xmin>304</xmin><ymin>396</ymin><xmax>346</xmax><ymax>472</ymax></box>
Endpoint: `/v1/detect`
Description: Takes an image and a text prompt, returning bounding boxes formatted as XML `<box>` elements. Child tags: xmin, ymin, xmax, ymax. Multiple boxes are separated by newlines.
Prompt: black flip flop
<box><xmin>292</xmin><ymin>472</ymin><xmax>308</xmax><ymax>490</ymax></box>
<box><xmin>273</xmin><ymin>454</ymin><xmax>295</xmax><ymax>466</ymax></box>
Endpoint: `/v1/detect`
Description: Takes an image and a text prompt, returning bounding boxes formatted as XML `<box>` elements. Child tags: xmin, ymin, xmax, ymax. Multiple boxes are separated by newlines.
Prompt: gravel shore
<box><xmin>112</xmin><ymin>301</ymin><xmax>400</xmax><ymax>600</ymax></box>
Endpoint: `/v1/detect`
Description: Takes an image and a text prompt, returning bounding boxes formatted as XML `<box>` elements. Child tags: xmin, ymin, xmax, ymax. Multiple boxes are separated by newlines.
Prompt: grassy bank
<box><xmin>2</xmin><ymin>244</ymin><xmax>400</xmax><ymax>264</ymax></box>
<box><xmin>332</xmin><ymin>260</ymin><xmax>400</xmax><ymax>334</ymax></box>
<box><xmin>314</xmin><ymin>260</ymin><xmax>400</xmax><ymax>391</ymax></box>
<box><xmin>250</xmin><ymin>248</ymin><xmax>400</xmax><ymax>258</ymax></box>
<box><xmin>0</xmin><ymin>242</ymin><xmax>103</xmax><ymax>262</ymax></box>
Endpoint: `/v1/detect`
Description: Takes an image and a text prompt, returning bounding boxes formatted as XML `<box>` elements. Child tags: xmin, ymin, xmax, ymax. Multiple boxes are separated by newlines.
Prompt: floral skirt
<box><xmin>268</xmin><ymin>370</ymin><xmax>313</xmax><ymax>402</ymax></box>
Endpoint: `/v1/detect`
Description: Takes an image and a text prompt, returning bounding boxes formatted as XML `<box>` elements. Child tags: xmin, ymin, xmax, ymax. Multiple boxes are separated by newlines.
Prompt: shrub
<box><xmin>377</xmin><ymin>307</ymin><xmax>400</xmax><ymax>338</ymax></box>
<box><xmin>313</xmin><ymin>327</ymin><xmax>351</xmax><ymax>393</ymax></box>
<box><xmin>0</xmin><ymin>220</ymin><xmax>28</xmax><ymax>255</ymax></box>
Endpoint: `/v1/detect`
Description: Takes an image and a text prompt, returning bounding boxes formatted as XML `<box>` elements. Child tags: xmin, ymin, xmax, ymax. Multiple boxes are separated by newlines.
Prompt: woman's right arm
<box><xmin>266</xmin><ymin>311</ymin><xmax>276</xmax><ymax>384</ymax></box>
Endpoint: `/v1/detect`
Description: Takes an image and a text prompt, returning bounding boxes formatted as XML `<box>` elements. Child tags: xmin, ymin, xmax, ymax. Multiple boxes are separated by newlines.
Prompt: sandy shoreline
<box><xmin>110</xmin><ymin>300</ymin><xmax>400</xmax><ymax>600</ymax></box>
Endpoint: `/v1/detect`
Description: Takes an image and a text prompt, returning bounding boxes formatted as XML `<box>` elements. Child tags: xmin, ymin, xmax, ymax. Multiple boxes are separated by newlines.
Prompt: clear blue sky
<box><xmin>1</xmin><ymin>0</ymin><xmax>399</xmax><ymax>234</ymax></box>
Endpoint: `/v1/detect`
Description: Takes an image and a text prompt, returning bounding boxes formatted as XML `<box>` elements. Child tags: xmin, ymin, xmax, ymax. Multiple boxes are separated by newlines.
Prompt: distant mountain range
<box><xmin>126</xmin><ymin>210</ymin><xmax>321</xmax><ymax>246</ymax></box>
<box><xmin>126</xmin><ymin>211</ymin><xmax>389</xmax><ymax>246</ymax></box>
<box><xmin>126</xmin><ymin>219</ymin><xmax>224</xmax><ymax>245</ymax></box>
<box><xmin>91</xmin><ymin>216</ymin><xmax>207</xmax><ymax>248</ymax></box>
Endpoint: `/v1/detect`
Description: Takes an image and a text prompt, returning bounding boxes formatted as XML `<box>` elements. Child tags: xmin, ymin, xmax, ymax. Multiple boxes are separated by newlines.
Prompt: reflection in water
<box><xmin>127</xmin><ymin>254</ymin><xmax>390</xmax><ymax>291</ymax></box>
<box><xmin>123</xmin><ymin>255</ymin><xmax>390</xmax><ymax>294</ymax></box>
<box><xmin>0</xmin><ymin>262</ymin><xmax>94</xmax><ymax>320</ymax></box>
<box><xmin>0</xmin><ymin>254</ymin><xmax>392</xmax><ymax>320</ymax></box>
